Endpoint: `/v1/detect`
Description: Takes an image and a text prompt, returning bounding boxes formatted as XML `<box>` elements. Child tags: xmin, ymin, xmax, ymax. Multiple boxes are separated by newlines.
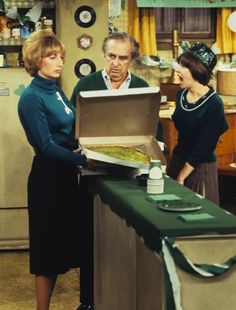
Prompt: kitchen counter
<box><xmin>160</xmin><ymin>106</ymin><xmax>236</xmax><ymax>168</ymax></box>
<box><xmin>93</xmin><ymin>175</ymin><xmax>236</xmax><ymax>310</ymax></box>
<box><xmin>159</xmin><ymin>103</ymin><xmax>236</xmax><ymax>119</ymax></box>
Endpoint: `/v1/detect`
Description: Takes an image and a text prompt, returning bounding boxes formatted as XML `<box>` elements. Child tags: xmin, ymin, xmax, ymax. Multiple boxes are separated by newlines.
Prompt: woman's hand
<box><xmin>176</xmin><ymin>176</ymin><xmax>184</xmax><ymax>185</ymax></box>
<box><xmin>177</xmin><ymin>162</ymin><xmax>194</xmax><ymax>185</ymax></box>
<box><xmin>73</xmin><ymin>147</ymin><xmax>83</xmax><ymax>154</ymax></box>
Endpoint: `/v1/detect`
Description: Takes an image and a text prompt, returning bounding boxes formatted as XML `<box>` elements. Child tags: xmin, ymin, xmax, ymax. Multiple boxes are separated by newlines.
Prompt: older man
<box><xmin>72</xmin><ymin>32</ymin><xmax>163</xmax><ymax>310</ymax></box>
<box><xmin>71</xmin><ymin>32</ymin><xmax>149</xmax><ymax>100</ymax></box>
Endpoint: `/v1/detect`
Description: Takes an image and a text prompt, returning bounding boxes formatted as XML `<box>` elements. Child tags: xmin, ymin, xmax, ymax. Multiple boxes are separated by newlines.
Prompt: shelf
<box><xmin>0</xmin><ymin>38</ymin><xmax>25</xmax><ymax>46</ymax></box>
<box><xmin>0</xmin><ymin>0</ymin><xmax>56</xmax><ymax>55</ymax></box>
<box><xmin>5</xmin><ymin>0</ymin><xmax>55</xmax><ymax>8</ymax></box>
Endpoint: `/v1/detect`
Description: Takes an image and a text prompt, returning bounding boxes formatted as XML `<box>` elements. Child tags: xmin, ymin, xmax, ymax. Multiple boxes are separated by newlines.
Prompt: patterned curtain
<box><xmin>128</xmin><ymin>0</ymin><xmax>158</xmax><ymax>56</ymax></box>
<box><xmin>216</xmin><ymin>8</ymin><xmax>236</xmax><ymax>54</ymax></box>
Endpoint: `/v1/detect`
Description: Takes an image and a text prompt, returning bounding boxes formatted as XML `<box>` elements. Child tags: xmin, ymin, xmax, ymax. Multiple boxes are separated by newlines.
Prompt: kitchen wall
<box><xmin>56</xmin><ymin>0</ymin><xmax>108</xmax><ymax>98</ymax></box>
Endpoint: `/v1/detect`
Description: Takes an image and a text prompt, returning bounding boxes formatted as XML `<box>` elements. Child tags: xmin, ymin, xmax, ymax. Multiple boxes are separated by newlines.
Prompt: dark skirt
<box><xmin>28</xmin><ymin>155</ymin><xmax>81</xmax><ymax>275</ymax></box>
<box><xmin>167</xmin><ymin>153</ymin><xmax>219</xmax><ymax>206</ymax></box>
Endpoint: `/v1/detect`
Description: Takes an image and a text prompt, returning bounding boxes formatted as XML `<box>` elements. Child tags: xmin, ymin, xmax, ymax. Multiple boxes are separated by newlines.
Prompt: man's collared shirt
<box><xmin>102</xmin><ymin>69</ymin><xmax>131</xmax><ymax>90</ymax></box>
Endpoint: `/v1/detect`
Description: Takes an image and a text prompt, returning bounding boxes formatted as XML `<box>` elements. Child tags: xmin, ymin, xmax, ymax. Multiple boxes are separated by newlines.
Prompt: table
<box><xmin>92</xmin><ymin>175</ymin><xmax>236</xmax><ymax>310</ymax></box>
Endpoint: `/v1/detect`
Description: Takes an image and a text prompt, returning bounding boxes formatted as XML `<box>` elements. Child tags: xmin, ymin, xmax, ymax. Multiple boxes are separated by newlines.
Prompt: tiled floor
<box><xmin>0</xmin><ymin>251</ymin><xmax>80</xmax><ymax>310</ymax></box>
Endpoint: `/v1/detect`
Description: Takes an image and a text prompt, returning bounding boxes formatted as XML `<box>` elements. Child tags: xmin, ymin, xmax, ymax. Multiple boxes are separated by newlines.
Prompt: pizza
<box><xmin>86</xmin><ymin>145</ymin><xmax>150</xmax><ymax>164</ymax></box>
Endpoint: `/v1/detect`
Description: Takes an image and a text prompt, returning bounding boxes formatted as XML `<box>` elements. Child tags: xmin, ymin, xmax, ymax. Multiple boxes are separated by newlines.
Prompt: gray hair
<box><xmin>102</xmin><ymin>32</ymin><xmax>140</xmax><ymax>60</ymax></box>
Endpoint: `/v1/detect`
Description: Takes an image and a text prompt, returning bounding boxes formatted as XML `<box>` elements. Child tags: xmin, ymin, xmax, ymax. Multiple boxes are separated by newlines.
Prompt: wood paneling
<box><xmin>161</xmin><ymin>113</ymin><xmax>236</xmax><ymax>169</ymax></box>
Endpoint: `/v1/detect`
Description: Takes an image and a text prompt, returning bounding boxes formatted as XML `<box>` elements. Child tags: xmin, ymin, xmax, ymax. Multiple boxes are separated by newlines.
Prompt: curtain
<box><xmin>216</xmin><ymin>8</ymin><xmax>236</xmax><ymax>54</ymax></box>
<box><xmin>128</xmin><ymin>0</ymin><xmax>157</xmax><ymax>56</ymax></box>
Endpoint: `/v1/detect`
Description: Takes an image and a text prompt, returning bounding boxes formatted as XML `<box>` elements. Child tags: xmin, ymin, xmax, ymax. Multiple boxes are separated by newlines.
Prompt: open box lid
<box><xmin>75</xmin><ymin>87</ymin><xmax>166</xmax><ymax>166</ymax></box>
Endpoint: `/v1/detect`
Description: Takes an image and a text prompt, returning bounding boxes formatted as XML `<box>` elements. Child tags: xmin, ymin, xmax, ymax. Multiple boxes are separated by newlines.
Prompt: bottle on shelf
<box><xmin>20</xmin><ymin>21</ymin><xmax>34</xmax><ymax>39</ymax></box>
<box><xmin>11</xmin><ymin>23</ymin><xmax>21</xmax><ymax>39</ymax></box>
<box><xmin>0</xmin><ymin>51</ymin><xmax>7</xmax><ymax>67</ymax></box>
<box><xmin>17</xmin><ymin>50</ymin><xmax>24</xmax><ymax>67</ymax></box>
<box><xmin>35</xmin><ymin>19</ymin><xmax>42</xmax><ymax>31</ymax></box>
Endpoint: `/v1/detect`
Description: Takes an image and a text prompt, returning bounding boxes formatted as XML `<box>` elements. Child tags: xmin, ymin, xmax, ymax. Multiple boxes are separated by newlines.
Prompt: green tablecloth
<box><xmin>92</xmin><ymin>174</ymin><xmax>236</xmax><ymax>310</ymax></box>
<box><xmin>93</xmin><ymin>175</ymin><xmax>236</xmax><ymax>252</ymax></box>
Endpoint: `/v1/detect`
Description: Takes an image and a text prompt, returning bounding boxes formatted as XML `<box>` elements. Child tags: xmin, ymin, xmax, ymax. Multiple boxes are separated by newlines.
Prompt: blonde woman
<box><xmin>18</xmin><ymin>30</ymin><xmax>87</xmax><ymax>310</ymax></box>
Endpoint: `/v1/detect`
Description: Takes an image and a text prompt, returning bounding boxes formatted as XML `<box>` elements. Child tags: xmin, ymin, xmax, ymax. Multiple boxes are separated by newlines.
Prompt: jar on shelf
<box><xmin>0</xmin><ymin>16</ymin><xmax>11</xmax><ymax>39</ymax></box>
<box><xmin>35</xmin><ymin>20</ymin><xmax>42</xmax><ymax>31</ymax></box>
<box><xmin>42</xmin><ymin>16</ymin><xmax>53</xmax><ymax>32</ymax></box>
<box><xmin>11</xmin><ymin>24</ymin><xmax>21</xmax><ymax>39</ymax></box>
<box><xmin>20</xmin><ymin>23</ymin><xmax>30</xmax><ymax>39</ymax></box>
<box><xmin>20</xmin><ymin>21</ymin><xmax>34</xmax><ymax>39</ymax></box>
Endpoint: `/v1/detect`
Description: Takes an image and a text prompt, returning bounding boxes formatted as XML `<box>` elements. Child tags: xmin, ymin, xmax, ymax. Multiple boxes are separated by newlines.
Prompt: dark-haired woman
<box><xmin>167</xmin><ymin>43</ymin><xmax>228</xmax><ymax>205</ymax></box>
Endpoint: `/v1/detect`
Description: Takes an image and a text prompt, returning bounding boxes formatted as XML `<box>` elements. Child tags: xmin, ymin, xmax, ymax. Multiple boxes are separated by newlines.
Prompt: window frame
<box><xmin>155</xmin><ymin>8</ymin><xmax>217</xmax><ymax>50</ymax></box>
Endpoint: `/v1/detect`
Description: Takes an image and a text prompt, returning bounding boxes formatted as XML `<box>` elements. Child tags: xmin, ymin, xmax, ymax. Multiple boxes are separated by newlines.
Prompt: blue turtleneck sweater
<box><xmin>18</xmin><ymin>75</ymin><xmax>86</xmax><ymax>166</ymax></box>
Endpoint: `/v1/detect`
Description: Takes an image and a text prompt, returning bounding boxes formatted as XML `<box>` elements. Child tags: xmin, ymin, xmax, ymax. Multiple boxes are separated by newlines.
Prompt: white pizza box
<box><xmin>75</xmin><ymin>87</ymin><xmax>166</xmax><ymax>169</ymax></box>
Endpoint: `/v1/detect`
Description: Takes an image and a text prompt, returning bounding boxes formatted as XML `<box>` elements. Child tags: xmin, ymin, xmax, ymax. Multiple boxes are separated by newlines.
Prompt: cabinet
<box><xmin>161</xmin><ymin>113</ymin><xmax>236</xmax><ymax>169</ymax></box>
<box><xmin>0</xmin><ymin>68</ymin><xmax>33</xmax><ymax>249</ymax></box>
<box><xmin>155</xmin><ymin>8</ymin><xmax>216</xmax><ymax>50</ymax></box>
<box><xmin>215</xmin><ymin>114</ymin><xmax>236</xmax><ymax>167</ymax></box>
<box><xmin>0</xmin><ymin>0</ymin><xmax>56</xmax><ymax>249</ymax></box>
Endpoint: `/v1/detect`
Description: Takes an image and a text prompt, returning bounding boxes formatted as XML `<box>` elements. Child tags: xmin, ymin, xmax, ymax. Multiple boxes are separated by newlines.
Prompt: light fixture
<box><xmin>227</xmin><ymin>11</ymin><xmax>236</xmax><ymax>32</ymax></box>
